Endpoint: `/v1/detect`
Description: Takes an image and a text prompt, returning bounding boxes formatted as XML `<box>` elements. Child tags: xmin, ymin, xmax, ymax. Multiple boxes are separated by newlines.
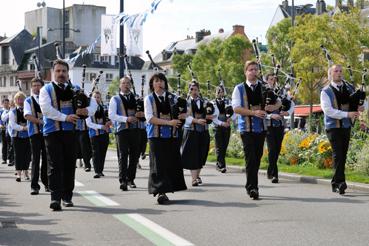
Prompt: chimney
<box><xmin>218</xmin><ymin>28</ymin><xmax>224</xmax><ymax>33</ymax></box>
<box><xmin>195</xmin><ymin>29</ymin><xmax>211</xmax><ymax>42</ymax></box>
<box><xmin>232</xmin><ymin>25</ymin><xmax>245</xmax><ymax>35</ymax></box>
<box><xmin>316</xmin><ymin>0</ymin><xmax>321</xmax><ymax>15</ymax></box>
<box><xmin>282</xmin><ymin>0</ymin><xmax>288</xmax><ymax>9</ymax></box>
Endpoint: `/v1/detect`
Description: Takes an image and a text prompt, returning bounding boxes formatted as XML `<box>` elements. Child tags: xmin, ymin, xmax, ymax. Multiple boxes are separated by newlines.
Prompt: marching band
<box><xmin>0</xmin><ymin>47</ymin><xmax>367</xmax><ymax>211</ymax></box>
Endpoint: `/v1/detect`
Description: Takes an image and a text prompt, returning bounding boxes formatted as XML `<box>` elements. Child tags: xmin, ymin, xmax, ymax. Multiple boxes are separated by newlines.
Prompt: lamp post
<box><xmin>119</xmin><ymin>0</ymin><xmax>125</xmax><ymax>78</ymax></box>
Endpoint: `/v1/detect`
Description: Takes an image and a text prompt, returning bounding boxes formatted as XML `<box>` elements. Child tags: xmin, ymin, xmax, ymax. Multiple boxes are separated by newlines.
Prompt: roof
<box><xmin>0</xmin><ymin>29</ymin><xmax>36</xmax><ymax>66</ymax></box>
<box><xmin>294</xmin><ymin>105</ymin><xmax>322</xmax><ymax>117</ymax></box>
<box><xmin>280</xmin><ymin>4</ymin><xmax>316</xmax><ymax>18</ymax></box>
<box><xmin>152</xmin><ymin>30</ymin><xmax>234</xmax><ymax>65</ymax></box>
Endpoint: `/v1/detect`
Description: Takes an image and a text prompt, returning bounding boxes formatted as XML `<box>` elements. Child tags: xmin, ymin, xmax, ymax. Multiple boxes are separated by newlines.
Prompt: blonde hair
<box><xmin>13</xmin><ymin>91</ymin><xmax>26</xmax><ymax>106</ymax></box>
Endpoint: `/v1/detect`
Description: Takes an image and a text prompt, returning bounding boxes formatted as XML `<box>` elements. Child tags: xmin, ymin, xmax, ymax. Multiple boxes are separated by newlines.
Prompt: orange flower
<box><xmin>323</xmin><ymin>157</ymin><xmax>333</xmax><ymax>168</ymax></box>
<box><xmin>290</xmin><ymin>157</ymin><xmax>298</xmax><ymax>166</ymax></box>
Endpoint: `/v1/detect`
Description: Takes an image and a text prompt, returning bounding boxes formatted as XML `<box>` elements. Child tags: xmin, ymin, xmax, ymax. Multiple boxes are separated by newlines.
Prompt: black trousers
<box><xmin>30</xmin><ymin>133</ymin><xmax>48</xmax><ymax>190</ymax></box>
<box><xmin>2</xmin><ymin>132</ymin><xmax>14</xmax><ymax>164</ymax></box>
<box><xmin>139</xmin><ymin>128</ymin><xmax>148</xmax><ymax>156</ymax></box>
<box><xmin>116</xmin><ymin>129</ymin><xmax>140</xmax><ymax>183</ymax></box>
<box><xmin>44</xmin><ymin>131</ymin><xmax>76</xmax><ymax>202</ymax></box>
<box><xmin>326</xmin><ymin>128</ymin><xmax>351</xmax><ymax>189</ymax></box>
<box><xmin>214</xmin><ymin>126</ymin><xmax>231</xmax><ymax>168</ymax></box>
<box><xmin>1</xmin><ymin>130</ymin><xmax>8</xmax><ymax>162</ymax></box>
<box><xmin>77</xmin><ymin>130</ymin><xmax>92</xmax><ymax>168</ymax></box>
<box><xmin>13</xmin><ymin>137</ymin><xmax>31</xmax><ymax>171</ymax></box>
<box><xmin>91</xmin><ymin>133</ymin><xmax>109</xmax><ymax>174</ymax></box>
<box><xmin>266</xmin><ymin>126</ymin><xmax>285</xmax><ymax>179</ymax></box>
<box><xmin>241</xmin><ymin>132</ymin><xmax>266</xmax><ymax>191</ymax></box>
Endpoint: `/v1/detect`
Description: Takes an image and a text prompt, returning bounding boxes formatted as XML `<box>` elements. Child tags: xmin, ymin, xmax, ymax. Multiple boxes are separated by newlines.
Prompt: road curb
<box><xmin>206</xmin><ymin>162</ymin><xmax>369</xmax><ymax>192</ymax></box>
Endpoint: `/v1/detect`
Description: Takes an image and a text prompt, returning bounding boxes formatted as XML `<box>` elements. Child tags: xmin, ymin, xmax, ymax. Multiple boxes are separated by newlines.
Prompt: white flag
<box><xmin>101</xmin><ymin>15</ymin><xmax>117</xmax><ymax>56</ymax></box>
<box><xmin>126</xmin><ymin>22</ymin><xmax>143</xmax><ymax>56</ymax></box>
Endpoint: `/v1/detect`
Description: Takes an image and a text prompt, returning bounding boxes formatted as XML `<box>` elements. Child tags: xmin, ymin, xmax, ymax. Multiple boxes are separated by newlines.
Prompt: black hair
<box><xmin>149</xmin><ymin>73</ymin><xmax>168</xmax><ymax>92</ymax></box>
<box><xmin>52</xmin><ymin>59</ymin><xmax>69</xmax><ymax>71</ymax></box>
<box><xmin>31</xmin><ymin>78</ymin><xmax>44</xmax><ymax>86</ymax></box>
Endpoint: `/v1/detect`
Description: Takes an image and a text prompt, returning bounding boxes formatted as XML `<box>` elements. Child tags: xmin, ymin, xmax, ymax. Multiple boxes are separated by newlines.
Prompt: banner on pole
<box><xmin>101</xmin><ymin>15</ymin><xmax>117</xmax><ymax>56</ymax></box>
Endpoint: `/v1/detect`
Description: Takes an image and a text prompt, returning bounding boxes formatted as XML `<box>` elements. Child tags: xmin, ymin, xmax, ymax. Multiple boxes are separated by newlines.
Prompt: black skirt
<box><xmin>148</xmin><ymin>138</ymin><xmax>187</xmax><ymax>195</ymax></box>
<box><xmin>180</xmin><ymin>129</ymin><xmax>210</xmax><ymax>170</ymax></box>
<box><xmin>13</xmin><ymin>137</ymin><xmax>31</xmax><ymax>171</ymax></box>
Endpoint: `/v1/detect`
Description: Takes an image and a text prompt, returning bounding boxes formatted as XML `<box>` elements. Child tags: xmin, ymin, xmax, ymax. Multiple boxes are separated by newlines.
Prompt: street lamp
<box><xmin>37</xmin><ymin>1</ymin><xmax>46</xmax><ymax>8</ymax></box>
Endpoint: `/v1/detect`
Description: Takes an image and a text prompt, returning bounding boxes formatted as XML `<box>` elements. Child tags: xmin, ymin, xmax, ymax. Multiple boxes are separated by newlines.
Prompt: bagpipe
<box><xmin>32</xmin><ymin>55</ymin><xmax>44</xmax><ymax>83</ymax></box>
<box><xmin>320</xmin><ymin>45</ymin><xmax>367</xmax><ymax>111</ymax></box>
<box><xmin>252</xmin><ymin>39</ymin><xmax>295</xmax><ymax>112</ymax></box>
<box><xmin>252</xmin><ymin>39</ymin><xmax>279</xmax><ymax>111</ymax></box>
<box><xmin>170</xmin><ymin>73</ymin><xmax>187</xmax><ymax>126</ymax></box>
<box><xmin>217</xmin><ymin>67</ymin><xmax>234</xmax><ymax>119</ymax></box>
<box><xmin>187</xmin><ymin>63</ymin><xmax>215</xmax><ymax>124</ymax></box>
<box><xmin>54</xmin><ymin>42</ymin><xmax>104</xmax><ymax>119</ymax></box>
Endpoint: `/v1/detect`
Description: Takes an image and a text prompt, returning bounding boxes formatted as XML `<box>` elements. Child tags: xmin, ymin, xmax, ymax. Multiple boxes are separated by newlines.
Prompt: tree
<box><xmin>172</xmin><ymin>34</ymin><xmax>251</xmax><ymax>98</ymax></box>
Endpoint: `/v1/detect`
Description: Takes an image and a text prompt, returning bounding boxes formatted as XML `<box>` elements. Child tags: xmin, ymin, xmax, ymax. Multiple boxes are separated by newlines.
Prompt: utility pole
<box><xmin>290</xmin><ymin>0</ymin><xmax>295</xmax><ymax>129</ymax></box>
<box><xmin>119</xmin><ymin>0</ymin><xmax>125</xmax><ymax>78</ymax></box>
<box><xmin>62</xmin><ymin>0</ymin><xmax>66</xmax><ymax>58</ymax></box>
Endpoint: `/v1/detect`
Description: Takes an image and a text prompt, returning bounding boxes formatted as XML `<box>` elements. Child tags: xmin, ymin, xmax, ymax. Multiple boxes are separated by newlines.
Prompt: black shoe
<box><xmin>157</xmin><ymin>193</ymin><xmax>169</xmax><ymax>205</ymax></box>
<box><xmin>1</xmin><ymin>160</ymin><xmax>6</xmax><ymax>164</ymax></box>
<box><xmin>338</xmin><ymin>183</ymin><xmax>347</xmax><ymax>195</ymax></box>
<box><xmin>192</xmin><ymin>180</ymin><xmax>199</xmax><ymax>187</ymax></box>
<box><xmin>62</xmin><ymin>200</ymin><xmax>74</xmax><ymax>207</ymax></box>
<box><xmin>141</xmin><ymin>153</ymin><xmax>146</xmax><ymax>160</ymax></box>
<box><xmin>45</xmin><ymin>187</ymin><xmax>50</xmax><ymax>192</ymax></box>
<box><xmin>271</xmin><ymin>177</ymin><xmax>279</xmax><ymax>184</ymax></box>
<box><xmin>137</xmin><ymin>164</ymin><xmax>142</xmax><ymax>169</ymax></box>
<box><xmin>196</xmin><ymin>177</ymin><xmax>202</xmax><ymax>184</ymax></box>
<box><xmin>85</xmin><ymin>167</ymin><xmax>91</xmax><ymax>172</ymax></box>
<box><xmin>249</xmin><ymin>189</ymin><xmax>259</xmax><ymax>200</ymax></box>
<box><xmin>16</xmin><ymin>177</ymin><xmax>21</xmax><ymax>182</ymax></box>
<box><xmin>267</xmin><ymin>174</ymin><xmax>273</xmax><ymax>180</ymax></box>
<box><xmin>93</xmin><ymin>174</ymin><xmax>100</xmax><ymax>178</ymax></box>
<box><xmin>50</xmin><ymin>201</ymin><xmax>62</xmax><ymax>211</ymax></box>
<box><xmin>8</xmin><ymin>163</ymin><xmax>14</xmax><ymax>166</ymax></box>
<box><xmin>128</xmin><ymin>181</ymin><xmax>136</xmax><ymax>188</ymax></box>
<box><xmin>120</xmin><ymin>182</ymin><xmax>128</xmax><ymax>191</ymax></box>
<box><xmin>30</xmin><ymin>189</ymin><xmax>39</xmax><ymax>195</ymax></box>
<box><xmin>99</xmin><ymin>173</ymin><xmax>105</xmax><ymax>177</ymax></box>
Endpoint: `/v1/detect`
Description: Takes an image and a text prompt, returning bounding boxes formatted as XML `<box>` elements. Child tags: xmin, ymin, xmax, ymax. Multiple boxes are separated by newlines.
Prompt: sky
<box><xmin>1</xmin><ymin>0</ymin><xmax>336</xmax><ymax>58</ymax></box>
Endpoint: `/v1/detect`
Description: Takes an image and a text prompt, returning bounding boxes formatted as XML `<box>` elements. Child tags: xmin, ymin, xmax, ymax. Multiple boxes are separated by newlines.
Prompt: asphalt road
<box><xmin>1</xmin><ymin>150</ymin><xmax>369</xmax><ymax>246</ymax></box>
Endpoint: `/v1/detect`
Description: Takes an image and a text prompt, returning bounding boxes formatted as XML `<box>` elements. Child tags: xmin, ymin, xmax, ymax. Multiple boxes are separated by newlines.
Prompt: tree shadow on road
<box><xmin>172</xmin><ymin>199</ymin><xmax>258</xmax><ymax>208</ymax></box>
<box><xmin>0</xmin><ymin>193</ymin><xmax>71</xmax><ymax>246</ymax></box>
<box><xmin>260</xmin><ymin>194</ymin><xmax>367</xmax><ymax>204</ymax></box>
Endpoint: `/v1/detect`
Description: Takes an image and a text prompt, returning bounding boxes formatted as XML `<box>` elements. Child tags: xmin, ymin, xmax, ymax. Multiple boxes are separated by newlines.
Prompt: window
<box><xmin>89</xmin><ymin>73</ymin><xmax>96</xmax><ymax>81</ymax></box>
<box><xmin>106</xmin><ymin>73</ymin><xmax>113</xmax><ymax>83</ymax></box>
<box><xmin>101</xmin><ymin>56</ymin><xmax>109</xmax><ymax>63</ymax></box>
<box><xmin>10</xmin><ymin>76</ymin><xmax>14</xmax><ymax>87</ymax></box>
<box><xmin>93</xmin><ymin>54</ymin><xmax>100</xmax><ymax>63</ymax></box>
<box><xmin>3</xmin><ymin>77</ymin><xmax>6</xmax><ymax>87</ymax></box>
<box><xmin>0</xmin><ymin>78</ymin><xmax>2</xmax><ymax>87</ymax></box>
<box><xmin>2</xmin><ymin>46</ymin><xmax>9</xmax><ymax>64</ymax></box>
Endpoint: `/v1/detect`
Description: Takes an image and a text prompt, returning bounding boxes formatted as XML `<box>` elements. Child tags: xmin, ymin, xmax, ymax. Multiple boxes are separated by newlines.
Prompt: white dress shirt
<box><xmin>85</xmin><ymin>116</ymin><xmax>103</xmax><ymax>130</ymax></box>
<box><xmin>232</xmin><ymin>80</ymin><xmax>260</xmax><ymax>109</ymax></box>
<box><xmin>39</xmin><ymin>81</ymin><xmax>97</xmax><ymax>122</ymax></box>
<box><xmin>184</xmin><ymin>96</ymin><xmax>202</xmax><ymax>126</ymax></box>
<box><xmin>213</xmin><ymin>99</ymin><xmax>237</xmax><ymax>126</ymax></box>
<box><xmin>1</xmin><ymin>109</ymin><xmax>10</xmax><ymax>122</ymax></box>
<box><xmin>24</xmin><ymin>94</ymin><xmax>40</xmax><ymax>117</ymax></box>
<box><xmin>144</xmin><ymin>92</ymin><xmax>167</xmax><ymax>123</ymax></box>
<box><xmin>109</xmin><ymin>92</ymin><xmax>136</xmax><ymax>123</ymax></box>
<box><xmin>320</xmin><ymin>81</ymin><xmax>348</xmax><ymax>120</ymax></box>
<box><xmin>9</xmin><ymin>107</ymin><xmax>25</xmax><ymax>132</ymax></box>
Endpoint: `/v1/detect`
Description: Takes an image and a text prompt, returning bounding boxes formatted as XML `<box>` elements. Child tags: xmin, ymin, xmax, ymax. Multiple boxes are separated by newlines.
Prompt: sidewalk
<box><xmin>207</xmin><ymin>162</ymin><xmax>369</xmax><ymax>192</ymax></box>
